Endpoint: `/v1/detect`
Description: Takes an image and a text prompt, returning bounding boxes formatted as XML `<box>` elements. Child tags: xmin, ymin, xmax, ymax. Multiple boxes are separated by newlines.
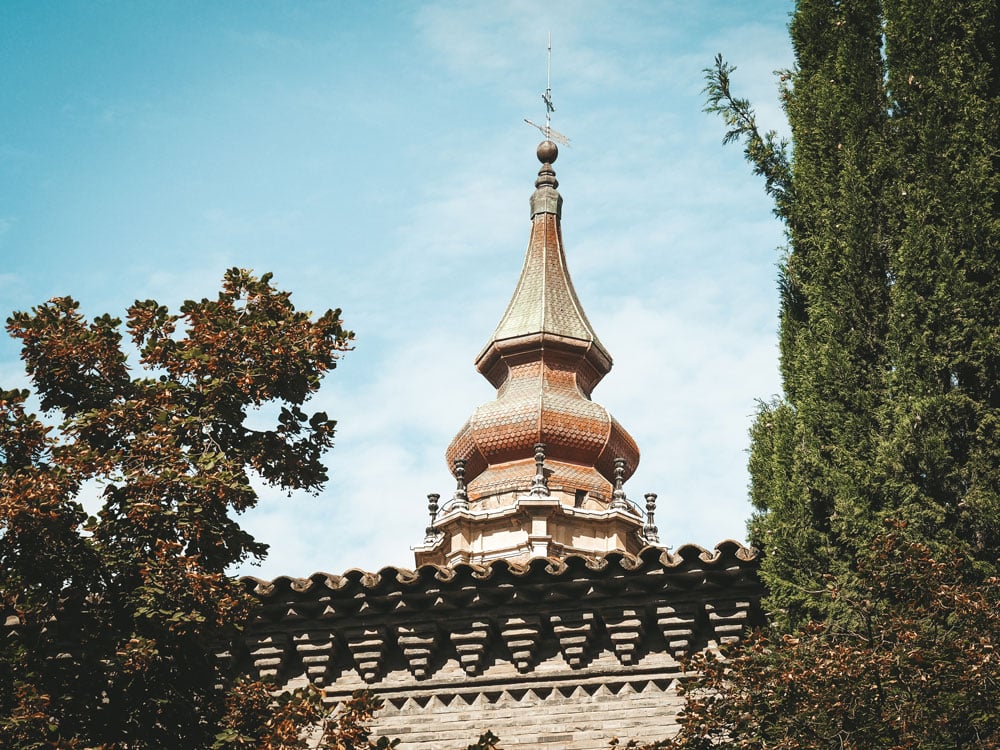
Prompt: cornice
<box><xmin>238</xmin><ymin>542</ymin><xmax>763</xmax><ymax>687</ymax></box>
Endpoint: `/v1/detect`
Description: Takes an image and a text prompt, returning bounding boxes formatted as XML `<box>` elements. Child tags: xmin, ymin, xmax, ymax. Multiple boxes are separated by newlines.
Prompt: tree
<box><xmin>658</xmin><ymin>1</ymin><xmax>1000</xmax><ymax>745</ymax></box>
<box><xmin>878</xmin><ymin>0</ymin><xmax>1000</xmax><ymax>573</ymax></box>
<box><xmin>651</xmin><ymin>524</ymin><xmax>1000</xmax><ymax>749</ymax></box>
<box><xmin>0</xmin><ymin>269</ymin><xmax>383</xmax><ymax>748</ymax></box>
<box><xmin>709</xmin><ymin>0</ymin><xmax>1000</xmax><ymax>625</ymax></box>
<box><xmin>215</xmin><ymin>687</ymin><xmax>397</xmax><ymax>750</ymax></box>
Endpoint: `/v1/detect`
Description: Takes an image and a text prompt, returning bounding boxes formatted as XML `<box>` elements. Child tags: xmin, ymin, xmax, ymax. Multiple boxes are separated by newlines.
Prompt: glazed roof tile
<box><xmin>446</xmin><ymin>142</ymin><xmax>639</xmax><ymax>504</ymax></box>
<box><xmin>478</xmin><ymin>201</ymin><xmax>609</xmax><ymax>367</ymax></box>
<box><xmin>242</xmin><ymin>541</ymin><xmax>759</xmax><ymax>601</ymax></box>
<box><xmin>486</xmin><ymin>212</ymin><xmax>607</xmax><ymax>355</ymax></box>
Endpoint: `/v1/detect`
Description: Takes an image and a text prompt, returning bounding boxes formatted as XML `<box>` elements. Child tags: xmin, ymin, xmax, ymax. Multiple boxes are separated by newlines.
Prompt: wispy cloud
<box><xmin>232</xmin><ymin>152</ymin><xmax>783</xmax><ymax>578</ymax></box>
<box><xmin>4</xmin><ymin>1</ymin><xmax>794</xmax><ymax>580</ymax></box>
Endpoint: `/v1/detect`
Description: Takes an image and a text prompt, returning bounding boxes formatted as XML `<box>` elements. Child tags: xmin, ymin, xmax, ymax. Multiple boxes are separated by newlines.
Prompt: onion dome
<box><xmin>445</xmin><ymin>141</ymin><xmax>640</xmax><ymax>508</ymax></box>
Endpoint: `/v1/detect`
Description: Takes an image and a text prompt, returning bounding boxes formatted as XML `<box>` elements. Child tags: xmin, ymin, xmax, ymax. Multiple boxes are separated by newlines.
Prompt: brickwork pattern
<box><xmin>374</xmin><ymin>678</ymin><xmax>685</xmax><ymax>750</ymax></box>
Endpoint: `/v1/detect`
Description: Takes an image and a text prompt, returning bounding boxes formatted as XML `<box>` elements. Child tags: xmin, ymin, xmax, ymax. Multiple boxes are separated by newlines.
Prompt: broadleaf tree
<box><xmin>0</xmin><ymin>268</ymin><xmax>397</xmax><ymax>748</ymax></box>
<box><xmin>649</xmin><ymin>525</ymin><xmax>1000</xmax><ymax>749</ymax></box>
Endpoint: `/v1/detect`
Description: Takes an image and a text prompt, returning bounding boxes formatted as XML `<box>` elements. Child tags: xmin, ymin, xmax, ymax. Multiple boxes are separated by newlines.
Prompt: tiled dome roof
<box><xmin>446</xmin><ymin>142</ymin><xmax>639</xmax><ymax>504</ymax></box>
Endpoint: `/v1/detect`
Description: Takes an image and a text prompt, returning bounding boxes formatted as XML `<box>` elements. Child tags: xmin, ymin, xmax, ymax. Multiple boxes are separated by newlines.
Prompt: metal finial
<box><xmin>643</xmin><ymin>492</ymin><xmax>660</xmax><ymax>544</ymax></box>
<box><xmin>424</xmin><ymin>493</ymin><xmax>440</xmax><ymax>544</ymax></box>
<box><xmin>534</xmin><ymin>143</ymin><xmax>559</xmax><ymax>190</ymax></box>
<box><xmin>452</xmin><ymin>459</ymin><xmax>469</xmax><ymax>510</ymax></box>
<box><xmin>544</xmin><ymin>31</ymin><xmax>554</xmax><ymax>122</ymax></box>
<box><xmin>524</xmin><ymin>33</ymin><xmax>571</xmax><ymax>147</ymax></box>
<box><xmin>610</xmin><ymin>458</ymin><xmax>629</xmax><ymax>510</ymax></box>
<box><xmin>529</xmin><ymin>443</ymin><xmax>550</xmax><ymax>496</ymax></box>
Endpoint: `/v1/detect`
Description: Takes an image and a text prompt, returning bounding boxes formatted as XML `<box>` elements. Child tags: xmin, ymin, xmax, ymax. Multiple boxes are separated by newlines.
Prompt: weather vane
<box><xmin>524</xmin><ymin>32</ymin><xmax>571</xmax><ymax>147</ymax></box>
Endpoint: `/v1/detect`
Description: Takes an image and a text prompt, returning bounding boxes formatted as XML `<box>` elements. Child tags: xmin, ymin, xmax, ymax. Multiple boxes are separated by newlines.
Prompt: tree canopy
<box><xmin>0</xmin><ymin>269</ymin><xmax>384</xmax><ymax>748</ymax></box>
<box><xmin>708</xmin><ymin>0</ymin><xmax>1000</xmax><ymax>625</ymax></box>
<box><xmin>657</xmin><ymin>0</ymin><xmax>1000</xmax><ymax>746</ymax></box>
<box><xmin>653</xmin><ymin>525</ymin><xmax>1000</xmax><ymax>749</ymax></box>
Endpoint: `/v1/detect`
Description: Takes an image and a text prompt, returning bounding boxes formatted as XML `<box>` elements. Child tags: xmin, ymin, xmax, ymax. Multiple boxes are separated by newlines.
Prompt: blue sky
<box><xmin>1</xmin><ymin>1</ymin><xmax>795</xmax><ymax>578</ymax></box>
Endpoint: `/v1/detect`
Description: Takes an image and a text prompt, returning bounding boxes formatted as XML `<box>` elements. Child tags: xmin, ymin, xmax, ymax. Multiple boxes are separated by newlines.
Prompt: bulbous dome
<box><xmin>444</xmin><ymin>142</ymin><xmax>639</xmax><ymax>508</ymax></box>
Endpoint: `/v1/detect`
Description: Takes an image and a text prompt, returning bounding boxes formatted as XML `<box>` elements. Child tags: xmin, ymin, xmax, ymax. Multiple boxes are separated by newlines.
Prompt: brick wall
<box><xmin>374</xmin><ymin>678</ymin><xmax>684</xmax><ymax>750</ymax></box>
<box><xmin>248</xmin><ymin>546</ymin><xmax>762</xmax><ymax>749</ymax></box>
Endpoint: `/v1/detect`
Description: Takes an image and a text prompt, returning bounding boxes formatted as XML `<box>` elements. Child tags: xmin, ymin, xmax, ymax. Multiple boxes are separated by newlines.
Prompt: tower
<box><xmin>237</xmin><ymin>35</ymin><xmax>764</xmax><ymax>740</ymax></box>
<box><xmin>242</xmin><ymin>140</ymin><xmax>762</xmax><ymax>750</ymax></box>
<box><xmin>415</xmin><ymin>139</ymin><xmax>647</xmax><ymax>565</ymax></box>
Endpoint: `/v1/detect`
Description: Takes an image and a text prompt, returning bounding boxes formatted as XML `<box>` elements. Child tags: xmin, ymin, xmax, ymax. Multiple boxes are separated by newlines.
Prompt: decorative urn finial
<box><xmin>529</xmin><ymin>443</ymin><xmax>551</xmax><ymax>497</ymax></box>
<box><xmin>424</xmin><ymin>493</ymin><xmax>440</xmax><ymax>545</ymax></box>
<box><xmin>643</xmin><ymin>492</ymin><xmax>660</xmax><ymax>544</ymax></box>
<box><xmin>452</xmin><ymin>459</ymin><xmax>469</xmax><ymax>510</ymax></box>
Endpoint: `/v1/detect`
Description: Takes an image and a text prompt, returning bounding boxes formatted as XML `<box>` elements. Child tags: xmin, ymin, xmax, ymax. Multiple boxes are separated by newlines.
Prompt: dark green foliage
<box><xmin>710</xmin><ymin>0</ymin><xmax>1000</xmax><ymax>625</ymax></box>
<box><xmin>704</xmin><ymin>54</ymin><xmax>793</xmax><ymax>218</ymax></box>
<box><xmin>0</xmin><ymin>269</ymin><xmax>385</xmax><ymax>748</ymax></box>
<box><xmin>671</xmin><ymin>0</ymin><xmax>1000</xmax><ymax>745</ymax></box>
<box><xmin>879</xmin><ymin>0</ymin><xmax>1000</xmax><ymax>568</ymax></box>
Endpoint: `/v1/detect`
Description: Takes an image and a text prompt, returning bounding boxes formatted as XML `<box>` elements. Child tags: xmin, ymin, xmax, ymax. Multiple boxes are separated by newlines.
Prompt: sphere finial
<box><xmin>537</xmin><ymin>139</ymin><xmax>558</xmax><ymax>165</ymax></box>
<box><xmin>535</xmin><ymin>141</ymin><xmax>559</xmax><ymax>190</ymax></box>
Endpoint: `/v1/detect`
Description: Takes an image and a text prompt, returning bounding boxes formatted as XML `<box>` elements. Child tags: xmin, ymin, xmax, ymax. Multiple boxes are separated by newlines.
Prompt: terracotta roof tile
<box><xmin>242</xmin><ymin>542</ymin><xmax>760</xmax><ymax>599</ymax></box>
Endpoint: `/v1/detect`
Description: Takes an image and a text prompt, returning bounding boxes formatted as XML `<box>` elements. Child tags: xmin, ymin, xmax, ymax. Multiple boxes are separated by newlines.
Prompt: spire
<box><xmin>415</xmin><ymin>43</ymin><xmax>644</xmax><ymax>566</ymax></box>
<box><xmin>476</xmin><ymin>140</ymin><xmax>611</xmax><ymax>382</ymax></box>
<box><xmin>442</xmin><ymin>140</ymin><xmax>640</xmax><ymax>523</ymax></box>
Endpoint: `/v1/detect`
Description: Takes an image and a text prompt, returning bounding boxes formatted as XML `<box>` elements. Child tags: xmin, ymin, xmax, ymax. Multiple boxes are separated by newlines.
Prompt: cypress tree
<box><xmin>711</xmin><ymin>0</ymin><xmax>999</xmax><ymax>623</ymax></box>
<box><xmin>654</xmin><ymin>2</ymin><xmax>1000</xmax><ymax>744</ymax></box>
<box><xmin>710</xmin><ymin>0</ymin><xmax>890</xmax><ymax>624</ymax></box>
<box><xmin>879</xmin><ymin>0</ymin><xmax>1000</xmax><ymax>567</ymax></box>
